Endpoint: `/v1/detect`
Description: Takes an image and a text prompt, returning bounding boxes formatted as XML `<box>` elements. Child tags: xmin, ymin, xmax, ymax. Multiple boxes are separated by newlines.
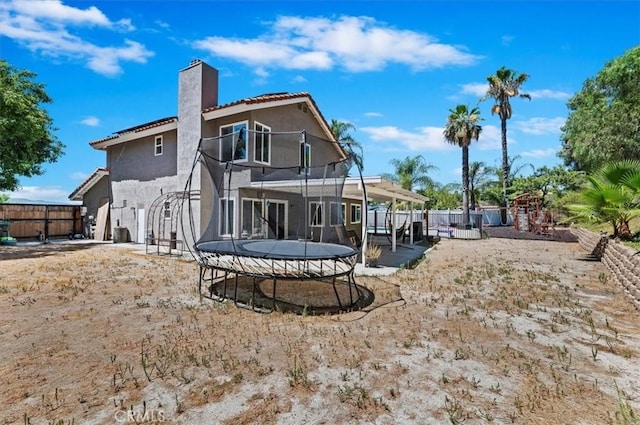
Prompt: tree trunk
<box><xmin>500</xmin><ymin>115</ymin><xmax>509</xmax><ymax>225</ymax></box>
<box><xmin>618</xmin><ymin>220</ymin><xmax>632</xmax><ymax>240</ymax></box>
<box><xmin>462</xmin><ymin>145</ymin><xmax>470</xmax><ymax>226</ymax></box>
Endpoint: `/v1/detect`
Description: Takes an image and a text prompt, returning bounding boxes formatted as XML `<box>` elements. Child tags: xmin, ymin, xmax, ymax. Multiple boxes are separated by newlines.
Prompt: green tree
<box><xmin>568</xmin><ymin>160</ymin><xmax>640</xmax><ymax>239</ymax></box>
<box><xmin>382</xmin><ymin>155</ymin><xmax>438</xmax><ymax>192</ymax></box>
<box><xmin>510</xmin><ymin>165</ymin><xmax>585</xmax><ymax>208</ymax></box>
<box><xmin>0</xmin><ymin>60</ymin><xmax>64</xmax><ymax>191</ymax></box>
<box><xmin>330</xmin><ymin>119</ymin><xmax>364</xmax><ymax>172</ymax></box>
<box><xmin>422</xmin><ymin>182</ymin><xmax>461</xmax><ymax>210</ymax></box>
<box><xmin>443</xmin><ymin>104</ymin><xmax>482</xmax><ymax>226</ymax></box>
<box><xmin>560</xmin><ymin>46</ymin><xmax>640</xmax><ymax>172</ymax></box>
<box><xmin>468</xmin><ymin>161</ymin><xmax>492</xmax><ymax>210</ymax></box>
<box><xmin>482</xmin><ymin>67</ymin><xmax>530</xmax><ymax>222</ymax></box>
<box><xmin>480</xmin><ymin>155</ymin><xmax>534</xmax><ymax>209</ymax></box>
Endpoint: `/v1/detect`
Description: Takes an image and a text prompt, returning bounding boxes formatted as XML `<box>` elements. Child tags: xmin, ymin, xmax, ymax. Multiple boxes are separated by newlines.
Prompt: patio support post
<box><xmin>409</xmin><ymin>202</ymin><xmax>414</xmax><ymax>245</ymax></box>
<box><xmin>392</xmin><ymin>197</ymin><xmax>397</xmax><ymax>253</ymax></box>
<box><xmin>361</xmin><ymin>183</ymin><xmax>367</xmax><ymax>267</ymax></box>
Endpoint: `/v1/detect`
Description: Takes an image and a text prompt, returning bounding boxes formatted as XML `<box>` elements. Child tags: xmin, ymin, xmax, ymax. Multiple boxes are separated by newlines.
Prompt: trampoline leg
<box><xmin>272</xmin><ymin>277</ymin><xmax>277</xmax><ymax>312</ymax></box>
<box><xmin>351</xmin><ymin>273</ymin><xmax>362</xmax><ymax>305</ymax></box>
<box><xmin>348</xmin><ymin>275</ymin><xmax>354</xmax><ymax>306</ymax></box>
<box><xmin>251</xmin><ymin>276</ymin><xmax>257</xmax><ymax>311</ymax></box>
<box><xmin>198</xmin><ymin>266</ymin><xmax>203</xmax><ymax>296</ymax></box>
<box><xmin>223</xmin><ymin>271</ymin><xmax>229</xmax><ymax>301</ymax></box>
<box><xmin>233</xmin><ymin>272</ymin><xmax>239</xmax><ymax>304</ymax></box>
<box><xmin>332</xmin><ymin>277</ymin><xmax>343</xmax><ymax>310</ymax></box>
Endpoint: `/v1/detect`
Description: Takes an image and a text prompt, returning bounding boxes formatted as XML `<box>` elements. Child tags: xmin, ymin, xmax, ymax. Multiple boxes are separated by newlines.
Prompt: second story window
<box><xmin>163</xmin><ymin>201</ymin><xmax>171</xmax><ymax>219</ymax></box>
<box><xmin>155</xmin><ymin>136</ymin><xmax>163</xmax><ymax>156</ymax></box>
<box><xmin>220</xmin><ymin>122</ymin><xmax>248</xmax><ymax>162</ymax></box>
<box><xmin>254</xmin><ymin>122</ymin><xmax>271</xmax><ymax>164</ymax></box>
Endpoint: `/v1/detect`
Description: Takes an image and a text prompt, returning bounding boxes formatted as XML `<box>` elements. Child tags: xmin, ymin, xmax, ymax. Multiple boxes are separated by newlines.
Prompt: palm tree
<box><xmin>568</xmin><ymin>160</ymin><xmax>640</xmax><ymax>239</ymax></box>
<box><xmin>330</xmin><ymin>119</ymin><xmax>364</xmax><ymax>172</ymax></box>
<box><xmin>482</xmin><ymin>67</ymin><xmax>531</xmax><ymax>223</ymax></box>
<box><xmin>382</xmin><ymin>155</ymin><xmax>438</xmax><ymax>192</ymax></box>
<box><xmin>443</xmin><ymin>105</ymin><xmax>482</xmax><ymax>226</ymax></box>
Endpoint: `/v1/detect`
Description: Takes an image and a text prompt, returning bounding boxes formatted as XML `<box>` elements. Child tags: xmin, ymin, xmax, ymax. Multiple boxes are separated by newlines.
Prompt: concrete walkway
<box><xmin>354</xmin><ymin>237</ymin><xmax>433</xmax><ymax>276</ymax></box>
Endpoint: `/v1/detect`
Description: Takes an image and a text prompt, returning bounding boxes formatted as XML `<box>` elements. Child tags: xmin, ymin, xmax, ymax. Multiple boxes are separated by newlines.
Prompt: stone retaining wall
<box><xmin>572</xmin><ymin>227</ymin><xmax>640</xmax><ymax>310</ymax></box>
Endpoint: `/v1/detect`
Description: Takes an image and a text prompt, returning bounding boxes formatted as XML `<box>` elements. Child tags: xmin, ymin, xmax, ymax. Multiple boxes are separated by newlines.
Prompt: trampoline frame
<box><xmin>195</xmin><ymin>239</ymin><xmax>362</xmax><ymax>312</ymax></box>
<box><xmin>182</xmin><ymin>128</ymin><xmax>369</xmax><ymax>313</ymax></box>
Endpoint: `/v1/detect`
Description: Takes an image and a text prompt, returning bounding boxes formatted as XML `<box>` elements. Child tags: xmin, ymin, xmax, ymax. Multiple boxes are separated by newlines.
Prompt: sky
<box><xmin>1</xmin><ymin>0</ymin><xmax>638</xmax><ymax>203</ymax></box>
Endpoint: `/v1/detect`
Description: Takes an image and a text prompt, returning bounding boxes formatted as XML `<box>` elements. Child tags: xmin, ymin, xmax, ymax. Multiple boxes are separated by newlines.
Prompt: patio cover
<box><xmin>249</xmin><ymin>176</ymin><xmax>429</xmax><ymax>263</ymax></box>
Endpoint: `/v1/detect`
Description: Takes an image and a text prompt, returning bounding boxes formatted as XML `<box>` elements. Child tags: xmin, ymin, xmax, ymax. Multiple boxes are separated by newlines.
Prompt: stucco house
<box><xmin>70</xmin><ymin>59</ymin><xmax>427</xmax><ymax>260</ymax></box>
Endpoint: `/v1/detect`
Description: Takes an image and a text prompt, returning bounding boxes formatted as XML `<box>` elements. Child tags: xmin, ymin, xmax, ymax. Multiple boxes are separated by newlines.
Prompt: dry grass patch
<box><xmin>1</xmin><ymin>239</ymin><xmax>639</xmax><ymax>424</ymax></box>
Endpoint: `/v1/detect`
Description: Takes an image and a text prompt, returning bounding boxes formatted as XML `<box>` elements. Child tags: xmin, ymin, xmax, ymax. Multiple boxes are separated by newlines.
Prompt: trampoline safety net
<box><xmin>182</xmin><ymin>129</ymin><xmax>368</xmax><ymax>314</ymax></box>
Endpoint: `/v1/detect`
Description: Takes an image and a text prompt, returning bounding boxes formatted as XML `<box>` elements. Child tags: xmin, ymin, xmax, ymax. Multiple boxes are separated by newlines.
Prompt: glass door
<box><xmin>266</xmin><ymin>200</ymin><xmax>287</xmax><ymax>239</ymax></box>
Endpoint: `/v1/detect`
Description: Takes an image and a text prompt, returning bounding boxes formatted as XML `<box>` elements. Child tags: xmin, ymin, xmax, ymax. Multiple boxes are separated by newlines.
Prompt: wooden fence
<box><xmin>0</xmin><ymin>204</ymin><xmax>83</xmax><ymax>240</ymax></box>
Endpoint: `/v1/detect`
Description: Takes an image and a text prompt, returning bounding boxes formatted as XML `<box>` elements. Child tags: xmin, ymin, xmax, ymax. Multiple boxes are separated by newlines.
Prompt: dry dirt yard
<box><xmin>1</xmin><ymin>236</ymin><xmax>639</xmax><ymax>424</ymax></box>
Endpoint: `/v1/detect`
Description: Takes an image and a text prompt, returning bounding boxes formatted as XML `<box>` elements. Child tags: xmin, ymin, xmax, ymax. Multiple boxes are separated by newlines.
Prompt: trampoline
<box><xmin>182</xmin><ymin>128</ymin><xmax>370</xmax><ymax>313</ymax></box>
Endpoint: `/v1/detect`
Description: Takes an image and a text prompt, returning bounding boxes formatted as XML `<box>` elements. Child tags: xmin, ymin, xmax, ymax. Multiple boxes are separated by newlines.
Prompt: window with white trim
<box><xmin>220</xmin><ymin>198</ymin><xmax>235</xmax><ymax>236</ymax></box>
<box><xmin>254</xmin><ymin>122</ymin><xmax>271</xmax><ymax>164</ymax></box>
<box><xmin>154</xmin><ymin>136</ymin><xmax>163</xmax><ymax>156</ymax></box>
<box><xmin>330</xmin><ymin>202</ymin><xmax>346</xmax><ymax>226</ymax></box>
<box><xmin>300</xmin><ymin>142</ymin><xmax>311</xmax><ymax>174</ymax></box>
<box><xmin>350</xmin><ymin>204</ymin><xmax>361</xmax><ymax>224</ymax></box>
<box><xmin>220</xmin><ymin>122</ymin><xmax>248</xmax><ymax>162</ymax></box>
<box><xmin>163</xmin><ymin>201</ymin><xmax>171</xmax><ymax>219</ymax></box>
<box><xmin>241</xmin><ymin>198</ymin><xmax>264</xmax><ymax>238</ymax></box>
<box><xmin>309</xmin><ymin>201</ymin><xmax>323</xmax><ymax>227</ymax></box>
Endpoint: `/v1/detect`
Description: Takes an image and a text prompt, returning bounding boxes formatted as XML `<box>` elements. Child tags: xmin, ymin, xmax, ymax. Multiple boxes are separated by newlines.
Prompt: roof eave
<box><xmin>90</xmin><ymin>121</ymin><xmax>178</xmax><ymax>150</ymax></box>
<box><xmin>68</xmin><ymin>169</ymin><xmax>109</xmax><ymax>201</ymax></box>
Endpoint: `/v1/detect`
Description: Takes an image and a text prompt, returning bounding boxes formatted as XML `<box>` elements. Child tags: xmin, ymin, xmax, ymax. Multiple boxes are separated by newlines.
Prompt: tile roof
<box><xmin>90</xmin><ymin>116</ymin><xmax>177</xmax><ymax>146</ymax></box>
<box><xmin>89</xmin><ymin>92</ymin><xmax>334</xmax><ymax>147</ymax></box>
<box><xmin>202</xmin><ymin>92</ymin><xmax>332</xmax><ymax>137</ymax></box>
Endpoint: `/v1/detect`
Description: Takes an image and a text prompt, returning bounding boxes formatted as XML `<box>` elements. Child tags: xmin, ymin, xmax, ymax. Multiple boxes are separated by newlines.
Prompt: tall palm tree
<box><xmin>482</xmin><ymin>67</ymin><xmax>531</xmax><ymax>223</ymax></box>
<box><xmin>443</xmin><ymin>105</ymin><xmax>483</xmax><ymax>226</ymax></box>
<box><xmin>330</xmin><ymin>119</ymin><xmax>364</xmax><ymax>172</ymax></box>
<box><xmin>381</xmin><ymin>155</ymin><xmax>438</xmax><ymax>192</ymax></box>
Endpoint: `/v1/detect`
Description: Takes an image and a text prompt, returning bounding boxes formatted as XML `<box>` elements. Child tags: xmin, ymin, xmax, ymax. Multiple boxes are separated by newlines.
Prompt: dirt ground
<box><xmin>1</xmin><ymin>234</ymin><xmax>639</xmax><ymax>424</ymax></box>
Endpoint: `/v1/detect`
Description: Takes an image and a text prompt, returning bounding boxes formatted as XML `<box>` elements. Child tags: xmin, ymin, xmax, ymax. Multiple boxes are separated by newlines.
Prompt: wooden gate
<box><xmin>0</xmin><ymin>204</ymin><xmax>83</xmax><ymax>240</ymax></box>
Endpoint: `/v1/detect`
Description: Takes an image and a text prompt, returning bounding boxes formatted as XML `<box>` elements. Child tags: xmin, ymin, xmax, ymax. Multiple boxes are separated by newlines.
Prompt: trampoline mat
<box><xmin>196</xmin><ymin>239</ymin><xmax>358</xmax><ymax>260</ymax></box>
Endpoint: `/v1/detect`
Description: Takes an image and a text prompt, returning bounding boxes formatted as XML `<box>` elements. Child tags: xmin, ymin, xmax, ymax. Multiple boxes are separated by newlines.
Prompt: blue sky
<box><xmin>1</xmin><ymin>0</ymin><xmax>638</xmax><ymax>203</ymax></box>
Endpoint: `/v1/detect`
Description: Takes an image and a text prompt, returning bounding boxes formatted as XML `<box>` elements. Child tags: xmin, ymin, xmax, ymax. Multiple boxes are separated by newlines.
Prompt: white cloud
<box><xmin>501</xmin><ymin>35</ymin><xmax>515</xmax><ymax>46</ymax></box>
<box><xmin>0</xmin><ymin>0</ymin><xmax>152</xmax><ymax>76</ymax></box>
<box><xmin>520</xmin><ymin>148</ymin><xmax>558</xmax><ymax>158</ymax></box>
<box><xmin>361</xmin><ymin>125</ymin><xmax>454</xmax><ymax>152</ymax></box>
<box><xmin>460</xmin><ymin>82</ymin><xmax>488</xmax><ymax>97</ymax></box>
<box><xmin>9</xmin><ymin>0</ymin><xmax>111</xmax><ymax>27</ymax></box>
<box><xmin>475</xmin><ymin>125</ymin><xmax>504</xmax><ymax>151</ymax></box>
<box><xmin>513</xmin><ymin>117</ymin><xmax>565</xmax><ymax>135</ymax></box>
<box><xmin>70</xmin><ymin>171</ymin><xmax>88</xmax><ymax>180</ymax></box>
<box><xmin>80</xmin><ymin>115</ymin><xmax>100</xmax><ymax>126</ymax></box>
<box><xmin>459</xmin><ymin>83</ymin><xmax>570</xmax><ymax>101</ymax></box>
<box><xmin>528</xmin><ymin>89</ymin><xmax>571</xmax><ymax>100</ymax></box>
<box><xmin>2</xmin><ymin>186</ymin><xmax>77</xmax><ymax>203</ymax></box>
<box><xmin>361</xmin><ymin>123</ymin><xmax>505</xmax><ymax>153</ymax></box>
<box><xmin>194</xmin><ymin>15</ymin><xmax>480</xmax><ymax>75</ymax></box>
<box><xmin>291</xmin><ymin>75</ymin><xmax>307</xmax><ymax>83</ymax></box>
<box><xmin>155</xmin><ymin>20</ymin><xmax>170</xmax><ymax>29</ymax></box>
<box><xmin>364</xmin><ymin>112</ymin><xmax>383</xmax><ymax>118</ymax></box>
